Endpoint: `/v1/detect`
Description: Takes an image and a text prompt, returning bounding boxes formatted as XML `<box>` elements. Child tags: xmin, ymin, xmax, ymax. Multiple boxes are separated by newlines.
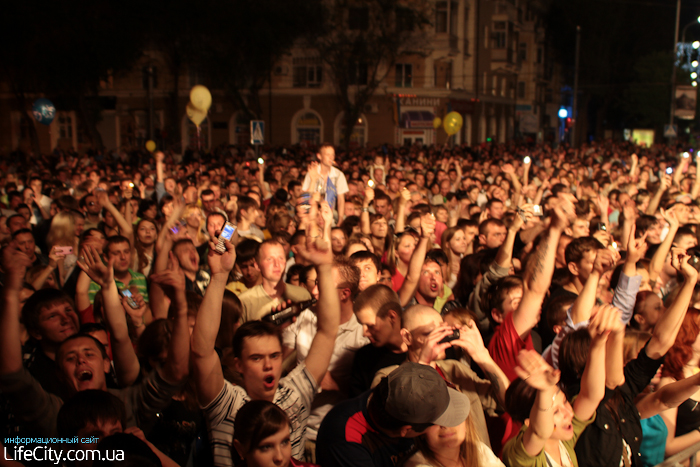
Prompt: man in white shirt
<box><xmin>282</xmin><ymin>257</ymin><xmax>368</xmax><ymax>459</ymax></box>
<box><xmin>302</xmin><ymin>144</ymin><xmax>349</xmax><ymax>224</ymax></box>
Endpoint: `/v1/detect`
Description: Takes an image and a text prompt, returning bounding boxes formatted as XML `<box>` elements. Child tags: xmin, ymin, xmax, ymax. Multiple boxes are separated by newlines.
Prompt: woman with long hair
<box><xmin>233</xmin><ymin>400</ymin><xmax>317</xmax><ymax>467</ymax></box>
<box><xmin>441</xmin><ymin>226</ymin><xmax>468</xmax><ymax>289</ymax></box>
<box><xmin>387</xmin><ymin>230</ymin><xmax>419</xmax><ymax>292</ymax></box>
<box><xmin>46</xmin><ymin>211</ymin><xmax>79</xmax><ymax>285</ymax></box>
<box><xmin>132</xmin><ymin>218</ymin><xmax>158</xmax><ymax>277</ymax></box>
<box><xmin>407</xmin><ymin>412</ymin><xmax>503</xmax><ymax>467</ymax></box>
<box><xmin>657</xmin><ymin>309</ymin><xmax>700</xmax><ymax>457</ymax></box>
<box><xmin>182</xmin><ymin>205</ymin><xmax>208</xmax><ymax>247</ymax></box>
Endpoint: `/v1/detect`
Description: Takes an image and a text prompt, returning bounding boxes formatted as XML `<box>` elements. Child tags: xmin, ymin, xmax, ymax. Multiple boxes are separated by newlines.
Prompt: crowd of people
<box><xmin>2</xmin><ymin>140</ymin><xmax>700</xmax><ymax>467</ymax></box>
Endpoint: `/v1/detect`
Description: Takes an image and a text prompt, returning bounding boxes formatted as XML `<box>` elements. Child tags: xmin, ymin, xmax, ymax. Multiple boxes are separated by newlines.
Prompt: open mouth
<box><xmin>77</xmin><ymin>370</ymin><xmax>93</xmax><ymax>382</ymax></box>
<box><xmin>263</xmin><ymin>375</ymin><xmax>275</xmax><ymax>389</ymax></box>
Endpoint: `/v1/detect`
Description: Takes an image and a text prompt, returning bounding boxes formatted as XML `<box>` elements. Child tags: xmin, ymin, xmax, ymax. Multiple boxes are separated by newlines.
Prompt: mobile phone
<box><xmin>523</xmin><ymin>156</ymin><xmax>531</xmax><ymax>164</ymax></box>
<box><xmin>596</xmin><ymin>223</ymin><xmax>607</xmax><ymax>232</ymax></box>
<box><xmin>257</xmin><ymin>157</ymin><xmax>264</xmax><ymax>165</ymax></box>
<box><xmin>611</xmin><ymin>241</ymin><xmax>619</xmax><ymax>252</ymax></box>
<box><xmin>121</xmin><ymin>289</ymin><xmax>139</xmax><ymax>309</ymax></box>
<box><xmin>439</xmin><ymin>329</ymin><xmax>460</xmax><ymax>344</ymax></box>
<box><xmin>170</xmin><ymin>220</ymin><xmax>185</xmax><ymax>235</ymax></box>
<box><xmin>215</xmin><ymin>222</ymin><xmax>236</xmax><ymax>254</ymax></box>
<box><xmin>56</xmin><ymin>246</ymin><xmax>73</xmax><ymax>255</ymax></box>
<box><xmin>666</xmin><ymin>167</ymin><xmax>674</xmax><ymax>175</ymax></box>
<box><xmin>533</xmin><ymin>205</ymin><xmax>543</xmax><ymax>216</ymax></box>
<box><xmin>689</xmin><ymin>255</ymin><xmax>700</xmax><ymax>272</ymax></box>
<box><xmin>683</xmin><ymin>152</ymin><xmax>690</xmax><ymax>159</ymax></box>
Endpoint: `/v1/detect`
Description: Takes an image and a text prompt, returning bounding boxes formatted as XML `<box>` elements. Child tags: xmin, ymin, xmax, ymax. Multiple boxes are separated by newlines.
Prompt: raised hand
<box><xmin>417</xmin><ymin>324</ymin><xmax>455</xmax><ymax>365</ymax></box>
<box><xmin>150</xmin><ymin>252</ymin><xmax>187</xmax><ymax>296</ymax></box>
<box><xmin>320</xmin><ymin>200</ymin><xmax>333</xmax><ymax>227</ymax></box>
<box><xmin>592</xmin><ymin>248</ymin><xmax>620</xmax><ymax>275</ymax></box>
<box><xmin>77</xmin><ymin>245</ymin><xmax>114</xmax><ymax>287</ymax></box>
<box><xmin>515</xmin><ymin>350</ymin><xmax>560</xmax><ymax>390</ymax></box>
<box><xmin>661</xmin><ymin>207</ymin><xmax>680</xmax><ymax>230</ymax></box>
<box><xmin>450</xmin><ymin>320</ymin><xmax>487</xmax><ymax>359</ymax></box>
<box><xmin>626</xmin><ymin>224</ymin><xmax>648</xmax><ymax>264</ymax></box>
<box><xmin>206</xmin><ymin>240</ymin><xmax>236</xmax><ymax>276</ymax></box>
<box><xmin>364</xmin><ymin>187</ymin><xmax>375</xmax><ymax>205</ymax></box>
<box><xmin>121</xmin><ymin>289</ymin><xmax>148</xmax><ymax>327</ymax></box>
<box><xmin>399</xmin><ymin>187</ymin><xmax>411</xmax><ymax>205</ymax></box>
<box><xmin>588</xmin><ymin>305</ymin><xmax>623</xmax><ymax>342</ymax></box>
<box><xmin>2</xmin><ymin>242</ymin><xmax>33</xmax><ymax>289</ymax></box>
<box><xmin>420</xmin><ymin>213</ymin><xmax>436</xmax><ymax>239</ymax></box>
<box><xmin>673</xmin><ymin>250</ymin><xmax>699</xmax><ymax>283</ymax></box>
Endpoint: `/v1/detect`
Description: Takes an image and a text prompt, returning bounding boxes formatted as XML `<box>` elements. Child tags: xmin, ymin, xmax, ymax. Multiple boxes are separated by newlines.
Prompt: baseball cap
<box><xmin>383</xmin><ymin>362</ymin><xmax>470</xmax><ymax>427</ymax></box>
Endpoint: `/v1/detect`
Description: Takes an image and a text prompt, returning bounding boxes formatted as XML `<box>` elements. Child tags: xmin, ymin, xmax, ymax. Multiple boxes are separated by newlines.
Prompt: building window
<box><xmin>435</xmin><ymin>2</ymin><xmax>458</xmax><ymax>34</ymax></box>
<box><xmin>518</xmin><ymin>81</ymin><xmax>526</xmax><ymax>99</ymax></box>
<box><xmin>397</xmin><ymin>7</ymin><xmax>414</xmax><ymax>32</ymax></box>
<box><xmin>142</xmin><ymin>66</ymin><xmax>158</xmax><ymax>89</ymax></box>
<box><xmin>349</xmin><ymin>62</ymin><xmax>368</xmax><ymax>85</ymax></box>
<box><xmin>395</xmin><ymin>64</ymin><xmax>413</xmax><ymax>87</ymax></box>
<box><xmin>501</xmin><ymin>77</ymin><xmax>506</xmax><ymax>97</ymax></box>
<box><xmin>294</xmin><ymin>111</ymin><xmax>322</xmax><ymax>146</ymax></box>
<box><xmin>491</xmin><ymin>22</ymin><xmax>507</xmax><ymax>49</ymax></box>
<box><xmin>483</xmin><ymin>72</ymin><xmax>488</xmax><ymax>94</ymax></box>
<box><xmin>349</xmin><ymin>7</ymin><xmax>369</xmax><ymax>30</ymax></box>
<box><xmin>519</xmin><ymin>42</ymin><xmax>527</xmax><ymax>61</ymax></box>
<box><xmin>293</xmin><ymin>58</ymin><xmax>323</xmax><ymax>88</ymax></box>
<box><xmin>537</xmin><ymin>47</ymin><xmax>543</xmax><ymax>64</ymax></box>
<box><xmin>492</xmin><ymin>75</ymin><xmax>497</xmax><ymax>96</ymax></box>
<box><xmin>57</xmin><ymin>113</ymin><xmax>73</xmax><ymax>139</ymax></box>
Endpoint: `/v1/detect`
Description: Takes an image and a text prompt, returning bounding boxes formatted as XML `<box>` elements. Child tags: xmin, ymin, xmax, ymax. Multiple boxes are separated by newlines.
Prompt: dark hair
<box><xmin>218</xmin><ymin>291</ymin><xmax>242</xmax><ymax>350</ymax></box>
<box><xmin>236</xmin><ymin>195</ymin><xmax>259</xmax><ymax>222</ymax></box>
<box><xmin>22</xmin><ymin>289</ymin><xmax>75</xmax><ymax>336</ymax></box>
<box><xmin>105</xmin><ymin>235</ymin><xmax>131</xmax><ymax>256</ymax></box>
<box><xmin>236</xmin><ymin>238</ymin><xmax>261</xmax><ymax>265</ymax></box>
<box><xmin>298</xmin><ymin>265</ymin><xmax>316</xmax><ymax>287</ymax></box>
<box><xmin>57</xmin><ymin>390</ymin><xmax>127</xmax><ymax>437</ymax></box>
<box><xmin>11</xmin><ymin>227</ymin><xmax>32</xmax><ymax>238</ymax></box>
<box><xmin>233</xmin><ymin>321</ymin><xmax>282</xmax><ymax>359</ymax></box>
<box><xmin>350</xmin><ymin>250</ymin><xmax>381</xmax><ymax>274</ymax></box>
<box><xmin>505</xmin><ymin>377</ymin><xmax>538</xmax><ymax>423</ymax></box>
<box><xmin>564</xmin><ymin>236</ymin><xmax>604</xmax><ymax>266</ymax></box>
<box><xmin>233</xmin><ymin>400</ymin><xmax>290</xmax><ymax>457</ymax></box>
<box><xmin>353</xmin><ymin>284</ymin><xmax>400</xmax><ymax>317</ymax></box>
<box><xmin>559</xmin><ymin>328</ymin><xmax>592</xmax><ymax>389</ymax></box>
<box><xmin>545</xmin><ymin>295</ymin><xmax>576</xmax><ymax>333</ymax></box>
<box><xmin>286</xmin><ymin>263</ymin><xmax>305</xmax><ymax>283</ymax></box>
<box><xmin>57</xmin><ymin>333</ymin><xmax>109</xmax><ymax>361</ymax></box>
<box><xmin>486</xmin><ymin>275</ymin><xmax>524</xmax><ymax>326</ymax></box>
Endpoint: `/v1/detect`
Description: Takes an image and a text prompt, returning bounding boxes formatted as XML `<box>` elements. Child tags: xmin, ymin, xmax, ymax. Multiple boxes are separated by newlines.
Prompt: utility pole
<box><xmin>669</xmin><ymin>0</ymin><xmax>681</xmax><ymax>138</ymax></box>
<box><xmin>572</xmin><ymin>25</ymin><xmax>581</xmax><ymax>147</ymax></box>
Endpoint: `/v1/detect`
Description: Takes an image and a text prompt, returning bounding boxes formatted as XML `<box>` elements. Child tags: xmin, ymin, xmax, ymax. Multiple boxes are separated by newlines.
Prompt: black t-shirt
<box><xmin>348</xmin><ymin>345</ymin><xmax>407</xmax><ymax>398</ymax></box>
<box><xmin>316</xmin><ymin>390</ymin><xmax>414</xmax><ymax>467</ymax></box>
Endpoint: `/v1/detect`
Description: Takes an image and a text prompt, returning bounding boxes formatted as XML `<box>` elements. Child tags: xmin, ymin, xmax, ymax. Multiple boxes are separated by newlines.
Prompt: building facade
<box><xmin>0</xmin><ymin>0</ymin><xmax>561</xmax><ymax>155</ymax></box>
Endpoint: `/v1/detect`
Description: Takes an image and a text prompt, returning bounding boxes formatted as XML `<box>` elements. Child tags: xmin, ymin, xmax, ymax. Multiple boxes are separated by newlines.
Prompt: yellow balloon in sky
<box><xmin>443</xmin><ymin>111</ymin><xmax>463</xmax><ymax>136</ymax></box>
<box><xmin>189</xmin><ymin>85</ymin><xmax>212</xmax><ymax>112</ymax></box>
<box><xmin>186</xmin><ymin>102</ymin><xmax>207</xmax><ymax>127</ymax></box>
<box><xmin>433</xmin><ymin>117</ymin><xmax>442</xmax><ymax>129</ymax></box>
<box><xmin>145</xmin><ymin>140</ymin><xmax>156</xmax><ymax>152</ymax></box>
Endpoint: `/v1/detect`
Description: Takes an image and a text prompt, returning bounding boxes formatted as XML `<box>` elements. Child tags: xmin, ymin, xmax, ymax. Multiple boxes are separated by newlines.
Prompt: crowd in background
<box><xmin>2</xmin><ymin>140</ymin><xmax>700</xmax><ymax>467</ymax></box>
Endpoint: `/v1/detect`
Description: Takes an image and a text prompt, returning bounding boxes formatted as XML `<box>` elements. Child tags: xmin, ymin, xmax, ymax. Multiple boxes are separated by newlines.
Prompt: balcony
<box><xmin>433</xmin><ymin>33</ymin><xmax>460</xmax><ymax>55</ymax></box>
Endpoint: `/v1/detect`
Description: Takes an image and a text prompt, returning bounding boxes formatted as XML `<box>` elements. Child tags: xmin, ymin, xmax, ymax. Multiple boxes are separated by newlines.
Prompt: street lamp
<box><xmin>670</xmin><ymin>12</ymin><xmax>700</xmax><ymax>134</ymax></box>
<box><xmin>682</xmin><ymin>16</ymin><xmax>700</xmax><ymax>46</ymax></box>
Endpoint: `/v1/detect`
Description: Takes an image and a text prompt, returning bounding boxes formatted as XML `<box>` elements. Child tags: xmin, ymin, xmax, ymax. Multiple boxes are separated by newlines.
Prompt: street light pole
<box><xmin>669</xmin><ymin>0</ymin><xmax>681</xmax><ymax>135</ymax></box>
<box><xmin>572</xmin><ymin>25</ymin><xmax>581</xmax><ymax>147</ymax></box>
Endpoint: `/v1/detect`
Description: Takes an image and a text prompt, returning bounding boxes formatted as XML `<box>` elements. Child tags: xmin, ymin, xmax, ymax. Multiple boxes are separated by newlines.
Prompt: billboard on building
<box><xmin>675</xmin><ymin>86</ymin><xmax>697</xmax><ymax>120</ymax></box>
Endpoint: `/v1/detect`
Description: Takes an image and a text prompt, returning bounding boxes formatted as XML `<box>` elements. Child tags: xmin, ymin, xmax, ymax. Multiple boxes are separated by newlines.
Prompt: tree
<box><xmin>307</xmin><ymin>0</ymin><xmax>431</xmax><ymax>149</ymax></box>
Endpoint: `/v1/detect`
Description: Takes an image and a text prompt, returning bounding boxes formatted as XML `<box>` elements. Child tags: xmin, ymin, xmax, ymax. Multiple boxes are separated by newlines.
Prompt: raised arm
<box><xmin>77</xmin><ymin>246</ymin><xmax>140</xmax><ymax>387</ymax></box>
<box><xmin>361</xmin><ymin>187</ymin><xmax>374</xmax><ymax>235</ymax></box>
<box><xmin>155</xmin><ymin>152</ymin><xmax>166</xmax><ymax>202</ymax></box>
<box><xmin>646</xmin><ymin>251</ymin><xmax>698</xmax><ymax>360</ymax></box>
<box><xmin>514</xmin><ymin>351</ymin><xmax>562</xmax><ymax>456</ymax></box>
<box><xmin>0</xmin><ymin>244</ymin><xmax>33</xmax><ymax>375</ymax></box>
<box><xmin>569</xmin><ymin>248</ymin><xmax>618</xmax><ymax>325</ymax></box>
<box><xmin>294</xmin><ymin>199</ymin><xmax>339</xmax><ymax>384</ymax></box>
<box><xmin>637</xmin><ymin>372</ymin><xmax>700</xmax><ymax>420</ymax></box>
<box><xmin>572</xmin><ymin>305</ymin><xmax>616</xmax><ymax>420</ymax></box>
<box><xmin>97</xmin><ymin>190</ymin><xmax>133</xmax><ymax>244</ymax></box>
<box><xmin>649</xmin><ymin>208</ymin><xmax>679</xmax><ymax>286</ymax></box>
<box><xmin>394</xmin><ymin>189</ymin><xmax>411</xmax><ymax>234</ymax></box>
<box><xmin>512</xmin><ymin>196</ymin><xmax>572</xmax><ymax>337</ymax></box>
<box><xmin>397</xmin><ymin>213</ymin><xmax>436</xmax><ymax>307</ymax></box>
<box><xmin>150</xmin><ymin>253</ymin><xmax>190</xmax><ymax>384</ymax></box>
<box><xmin>191</xmin><ymin>239</ymin><xmax>236</xmax><ymax>406</ymax></box>
<box><xmin>646</xmin><ymin>174</ymin><xmax>671</xmax><ymax>216</ymax></box>
<box><xmin>495</xmin><ymin>207</ymin><xmax>526</xmax><ymax>269</ymax></box>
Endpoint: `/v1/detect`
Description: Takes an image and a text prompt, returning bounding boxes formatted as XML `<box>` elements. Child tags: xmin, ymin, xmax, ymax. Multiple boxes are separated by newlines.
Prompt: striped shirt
<box><xmin>202</xmin><ymin>363</ymin><xmax>317</xmax><ymax>467</ymax></box>
<box><xmin>87</xmin><ymin>269</ymin><xmax>149</xmax><ymax>304</ymax></box>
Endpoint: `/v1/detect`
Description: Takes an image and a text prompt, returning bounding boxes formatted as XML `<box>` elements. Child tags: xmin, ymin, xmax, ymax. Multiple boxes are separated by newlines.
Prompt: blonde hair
<box><xmin>415</xmin><ymin>415</ymin><xmax>482</xmax><ymax>467</ymax></box>
<box><xmin>47</xmin><ymin>211</ymin><xmax>76</xmax><ymax>248</ymax></box>
<box><xmin>183</xmin><ymin>205</ymin><xmax>208</xmax><ymax>245</ymax></box>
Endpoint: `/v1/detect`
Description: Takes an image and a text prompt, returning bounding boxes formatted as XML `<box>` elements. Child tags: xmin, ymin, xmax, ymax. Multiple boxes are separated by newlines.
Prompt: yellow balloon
<box><xmin>186</xmin><ymin>102</ymin><xmax>207</xmax><ymax>127</ymax></box>
<box><xmin>433</xmin><ymin>117</ymin><xmax>442</xmax><ymax>129</ymax></box>
<box><xmin>443</xmin><ymin>111</ymin><xmax>463</xmax><ymax>136</ymax></box>
<box><xmin>189</xmin><ymin>85</ymin><xmax>212</xmax><ymax>112</ymax></box>
<box><xmin>145</xmin><ymin>140</ymin><xmax>156</xmax><ymax>153</ymax></box>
